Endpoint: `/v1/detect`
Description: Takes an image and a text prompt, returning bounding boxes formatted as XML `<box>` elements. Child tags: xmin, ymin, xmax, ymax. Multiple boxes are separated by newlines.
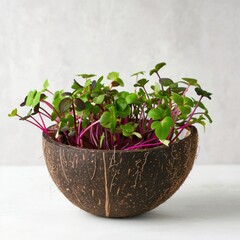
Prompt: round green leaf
<box><xmin>148</xmin><ymin>108</ymin><xmax>163</xmax><ymax>120</ymax></box>
<box><xmin>171</xmin><ymin>92</ymin><xmax>183</xmax><ymax>105</ymax></box>
<box><xmin>151</xmin><ymin>121</ymin><xmax>161</xmax><ymax>130</ymax></box>
<box><xmin>116</xmin><ymin>99</ymin><xmax>127</xmax><ymax>111</ymax></box>
<box><xmin>125</xmin><ymin>93</ymin><xmax>137</xmax><ymax>104</ymax></box>
<box><xmin>179</xmin><ymin>105</ymin><xmax>191</xmax><ymax>115</ymax></box>
<box><xmin>107</xmin><ymin>72</ymin><xmax>119</xmax><ymax>81</ymax></box>
<box><xmin>148</xmin><ymin>108</ymin><xmax>162</xmax><ymax>120</ymax></box>
<box><xmin>161</xmin><ymin>78</ymin><xmax>174</xmax><ymax>86</ymax></box>
<box><xmin>93</xmin><ymin>94</ymin><xmax>105</xmax><ymax>104</ymax></box>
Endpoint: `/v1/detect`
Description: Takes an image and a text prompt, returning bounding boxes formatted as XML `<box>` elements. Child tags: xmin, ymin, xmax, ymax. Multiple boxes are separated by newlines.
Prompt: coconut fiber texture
<box><xmin>42</xmin><ymin>126</ymin><xmax>198</xmax><ymax>218</ymax></box>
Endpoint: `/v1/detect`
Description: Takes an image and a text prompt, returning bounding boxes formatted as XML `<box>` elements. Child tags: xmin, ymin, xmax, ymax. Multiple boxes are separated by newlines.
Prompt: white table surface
<box><xmin>0</xmin><ymin>165</ymin><xmax>240</xmax><ymax>240</ymax></box>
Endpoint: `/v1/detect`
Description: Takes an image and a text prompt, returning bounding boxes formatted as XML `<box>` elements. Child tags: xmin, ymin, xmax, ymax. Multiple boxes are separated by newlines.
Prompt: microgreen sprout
<box><xmin>9</xmin><ymin>62</ymin><xmax>212</xmax><ymax>150</ymax></box>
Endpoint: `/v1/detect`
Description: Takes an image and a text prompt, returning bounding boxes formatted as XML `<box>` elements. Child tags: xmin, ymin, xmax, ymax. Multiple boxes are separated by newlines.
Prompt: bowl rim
<box><xmin>43</xmin><ymin>125</ymin><xmax>197</xmax><ymax>153</ymax></box>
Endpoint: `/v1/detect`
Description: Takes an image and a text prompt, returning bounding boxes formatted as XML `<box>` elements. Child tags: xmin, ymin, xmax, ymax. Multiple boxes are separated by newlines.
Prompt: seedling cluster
<box><xmin>9</xmin><ymin>62</ymin><xmax>212</xmax><ymax>150</ymax></box>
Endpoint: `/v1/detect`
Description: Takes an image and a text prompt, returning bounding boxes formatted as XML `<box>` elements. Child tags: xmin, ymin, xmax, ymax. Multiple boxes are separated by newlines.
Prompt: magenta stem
<box><xmin>171</xmin><ymin>96</ymin><xmax>203</xmax><ymax>143</ymax></box>
<box><xmin>38</xmin><ymin>113</ymin><xmax>47</xmax><ymax>130</ymax></box>
<box><xmin>78</xmin><ymin>120</ymin><xmax>100</xmax><ymax>141</ymax></box>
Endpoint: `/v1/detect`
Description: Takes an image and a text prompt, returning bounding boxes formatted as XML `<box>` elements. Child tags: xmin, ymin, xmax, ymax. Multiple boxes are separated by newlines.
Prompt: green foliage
<box><xmin>125</xmin><ymin>93</ymin><xmax>137</xmax><ymax>104</ymax></box>
<box><xmin>150</xmin><ymin>62</ymin><xmax>166</xmax><ymax>76</ymax></box>
<box><xmin>8</xmin><ymin>108</ymin><xmax>18</xmax><ymax>117</ymax></box>
<box><xmin>131</xmin><ymin>71</ymin><xmax>145</xmax><ymax>77</ymax></box>
<box><xmin>77</xmin><ymin>74</ymin><xmax>96</xmax><ymax>79</ymax></box>
<box><xmin>9</xmin><ymin>61</ymin><xmax>212</xmax><ymax>150</ymax></box>
<box><xmin>120</xmin><ymin>122</ymin><xmax>141</xmax><ymax>138</ymax></box>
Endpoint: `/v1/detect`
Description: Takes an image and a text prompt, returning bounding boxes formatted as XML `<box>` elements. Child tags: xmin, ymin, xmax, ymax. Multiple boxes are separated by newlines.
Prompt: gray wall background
<box><xmin>1</xmin><ymin>0</ymin><xmax>239</xmax><ymax>165</ymax></box>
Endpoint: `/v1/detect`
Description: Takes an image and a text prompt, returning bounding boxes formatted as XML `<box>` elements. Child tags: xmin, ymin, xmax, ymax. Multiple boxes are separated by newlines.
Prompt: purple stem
<box><xmin>77</xmin><ymin>120</ymin><xmax>100</xmax><ymax>141</ymax></box>
<box><xmin>17</xmin><ymin>114</ymin><xmax>47</xmax><ymax>133</ymax></box>
<box><xmin>171</xmin><ymin>96</ymin><xmax>203</xmax><ymax>143</ymax></box>
<box><xmin>38</xmin><ymin>113</ymin><xmax>47</xmax><ymax>130</ymax></box>
<box><xmin>41</xmin><ymin>100</ymin><xmax>60</xmax><ymax>118</ymax></box>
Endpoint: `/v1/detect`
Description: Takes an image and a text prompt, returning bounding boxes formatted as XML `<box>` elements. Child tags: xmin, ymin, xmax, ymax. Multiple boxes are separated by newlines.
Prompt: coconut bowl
<box><xmin>42</xmin><ymin>126</ymin><xmax>198</xmax><ymax>218</ymax></box>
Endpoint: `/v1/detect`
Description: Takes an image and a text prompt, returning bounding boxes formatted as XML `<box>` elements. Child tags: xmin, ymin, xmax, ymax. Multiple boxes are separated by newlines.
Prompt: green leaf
<box><xmin>161</xmin><ymin>78</ymin><xmax>174</xmax><ymax>86</ymax></box>
<box><xmin>154</xmin><ymin>116</ymin><xmax>174</xmax><ymax>141</ymax></box>
<box><xmin>204</xmin><ymin>111</ymin><xmax>213</xmax><ymax>123</ymax></box>
<box><xmin>100</xmin><ymin>111</ymin><xmax>111</xmax><ymax>128</ymax></box>
<box><xmin>161</xmin><ymin>140</ymin><xmax>170</xmax><ymax>146</ymax></box>
<box><xmin>163</xmin><ymin>107</ymin><xmax>171</xmax><ymax>118</ymax></box>
<box><xmin>162</xmin><ymin>116</ymin><xmax>174</xmax><ymax>129</ymax></box>
<box><xmin>8</xmin><ymin>108</ymin><xmax>18</xmax><ymax>117</ymax></box>
<box><xmin>109</xmin><ymin>106</ymin><xmax>117</xmax><ymax>131</ymax></box>
<box><xmin>125</xmin><ymin>93</ymin><xmax>137</xmax><ymax>104</ymax></box>
<box><xmin>67</xmin><ymin>114</ymin><xmax>74</xmax><ymax>127</ymax></box>
<box><xmin>32</xmin><ymin>92</ymin><xmax>41</xmax><ymax>108</ymax></box>
<box><xmin>183</xmin><ymin>96</ymin><xmax>194</xmax><ymax>107</ymax></box>
<box><xmin>82</xmin><ymin>118</ymin><xmax>90</xmax><ymax>128</ymax></box>
<box><xmin>171</xmin><ymin>92</ymin><xmax>184</xmax><ymax>105</ymax></box>
<box><xmin>26</xmin><ymin>90</ymin><xmax>37</xmax><ymax>106</ymax></box>
<box><xmin>116</xmin><ymin>99</ymin><xmax>127</xmax><ymax>111</ymax></box>
<box><xmin>197</xmin><ymin>101</ymin><xmax>207</xmax><ymax>110</ymax></box>
<box><xmin>138</xmin><ymin>88</ymin><xmax>145</xmax><ymax>97</ymax></box>
<box><xmin>79</xmin><ymin>93</ymin><xmax>89</xmax><ymax>102</ymax></box>
<box><xmin>77</xmin><ymin>74</ymin><xmax>96</xmax><ymax>79</ymax></box>
<box><xmin>151</xmin><ymin>121</ymin><xmax>161</xmax><ymax>130</ymax></box>
<box><xmin>120</xmin><ymin>122</ymin><xmax>139</xmax><ymax>137</ymax></box>
<box><xmin>120</xmin><ymin>91</ymin><xmax>129</xmax><ymax>99</ymax></box>
<box><xmin>149</xmin><ymin>69</ymin><xmax>156</xmax><ymax>76</ymax></box>
<box><xmin>154</xmin><ymin>82</ymin><xmax>160</xmax><ymax>94</ymax></box>
<box><xmin>97</xmin><ymin>76</ymin><xmax>104</xmax><ymax>84</ymax></box>
<box><xmin>107</xmin><ymin>72</ymin><xmax>119</xmax><ymax>81</ymax></box>
<box><xmin>72</xmin><ymin>79</ymin><xmax>83</xmax><ymax>90</ymax></box>
<box><xmin>99</xmin><ymin>133</ymin><xmax>105</xmax><ymax>148</ymax></box>
<box><xmin>84</xmin><ymin>79</ymin><xmax>92</xmax><ymax>87</ymax></box>
<box><xmin>111</xmin><ymin>78</ymin><xmax>124</xmax><ymax>87</ymax></box>
<box><xmin>131</xmin><ymin>71</ymin><xmax>145</xmax><ymax>77</ymax></box>
<box><xmin>59</xmin><ymin>98</ymin><xmax>72</xmax><ymax>113</ymax></box>
<box><xmin>179</xmin><ymin>105</ymin><xmax>191</xmax><ymax>115</ymax></box>
<box><xmin>100</xmin><ymin>107</ymin><xmax>116</xmax><ymax>131</ymax></box>
<box><xmin>155</xmin><ymin>62</ymin><xmax>166</xmax><ymax>71</ymax></box>
<box><xmin>93</xmin><ymin>94</ymin><xmax>105</xmax><ymax>104</ymax></box>
<box><xmin>42</xmin><ymin>79</ymin><xmax>49</xmax><ymax>91</ymax></box>
<box><xmin>51</xmin><ymin>111</ymin><xmax>57</xmax><ymax>121</ymax></box>
<box><xmin>132</xmin><ymin>132</ymin><xmax>142</xmax><ymax>138</ymax></box>
<box><xmin>120</xmin><ymin>122</ymin><xmax>135</xmax><ymax>133</ymax></box>
<box><xmin>182</xmin><ymin>78</ymin><xmax>198</xmax><ymax>86</ymax></box>
<box><xmin>148</xmin><ymin>108</ymin><xmax>163</xmax><ymax>120</ymax></box>
<box><xmin>134</xmin><ymin>78</ymin><xmax>149</xmax><ymax>87</ymax></box>
<box><xmin>190</xmin><ymin>115</ymin><xmax>206</xmax><ymax>130</ymax></box>
<box><xmin>52</xmin><ymin>90</ymin><xmax>64</xmax><ymax>111</ymax></box>
<box><xmin>171</xmin><ymin>87</ymin><xmax>186</xmax><ymax>94</ymax></box>
<box><xmin>91</xmin><ymin>105</ymin><xmax>100</xmax><ymax>114</ymax></box>
<box><xmin>116</xmin><ymin>105</ymin><xmax>131</xmax><ymax>118</ymax></box>
<box><xmin>195</xmin><ymin>87</ymin><xmax>212</xmax><ymax>99</ymax></box>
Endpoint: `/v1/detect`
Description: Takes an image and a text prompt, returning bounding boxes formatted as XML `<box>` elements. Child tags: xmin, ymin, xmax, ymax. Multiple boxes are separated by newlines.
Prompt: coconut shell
<box><xmin>42</xmin><ymin>126</ymin><xmax>198</xmax><ymax>218</ymax></box>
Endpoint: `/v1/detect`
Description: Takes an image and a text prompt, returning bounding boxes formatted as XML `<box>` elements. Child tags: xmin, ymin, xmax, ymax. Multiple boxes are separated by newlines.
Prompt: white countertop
<box><xmin>0</xmin><ymin>165</ymin><xmax>240</xmax><ymax>240</ymax></box>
